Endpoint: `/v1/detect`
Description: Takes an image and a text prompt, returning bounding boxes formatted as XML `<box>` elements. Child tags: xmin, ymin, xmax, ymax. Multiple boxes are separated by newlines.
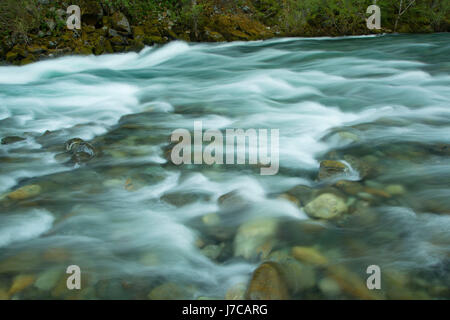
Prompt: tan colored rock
<box><xmin>246</xmin><ymin>262</ymin><xmax>289</xmax><ymax>300</ymax></box>
<box><xmin>225</xmin><ymin>282</ymin><xmax>246</xmax><ymax>300</ymax></box>
<box><xmin>279</xmin><ymin>258</ymin><xmax>317</xmax><ymax>293</ymax></box>
<box><xmin>335</xmin><ymin>180</ymin><xmax>364</xmax><ymax>195</ymax></box>
<box><xmin>0</xmin><ymin>288</ymin><xmax>9</xmax><ymax>300</ymax></box>
<box><xmin>318</xmin><ymin>160</ymin><xmax>348</xmax><ymax>180</ymax></box>
<box><xmin>304</xmin><ymin>193</ymin><xmax>348</xmax><ymax>219</ymax></box>
<box><xmin>9</xmin><ymin>274</ymin><xmax>36</xmax><ymax>296</ymax></box>
<box><xmin>364</xmin><ymin>187</ymin><xmax>391</xmax><ymax>199</ymax></box>
<box><xmin>148</xmin><ymin>282</ymin><xmax>186</xmax><ymax>300</ymax></box>
<box><xmin>43</xmin><ymin>248</ymin><xmax>70</xmax><ymax>263</ymax></box>
<box><xmin>327</xmin><ymin>265</ymin><xmax>383</xmax><ymax>300</ymax></box>
<box><xmin>318</xmin><ymin>277</ymin><xmax>341</xmax><ymax>296</ymax></box>
<box><xmin>202</xmin><ymin>213</ymin><xmax>220</xmax><ymax>227</ymax></box>
<box><xmin>7</xmin><ymin>185</ymin><xmax>41</xmax><ymax>200</ymax></box>
<box><xmin>386</xmin><ymin>184</ymin><xmax>406</xmax><ymax>196</ymax></box>
<box><xmin>234</xmin><ymin>219</ymin><xmax>278</xmax><ymax>260</ymax></box>
<box><xmin>292</xmin><ymin>246</ymin><xmax>328</xmax><ymax>266</ymax></box>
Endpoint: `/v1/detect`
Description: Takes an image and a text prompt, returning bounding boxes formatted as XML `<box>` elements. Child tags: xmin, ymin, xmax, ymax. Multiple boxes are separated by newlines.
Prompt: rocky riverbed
<box><xmin>0</xmin><ymin>34</ymin><xmax>449</xmax><ymax>300</ymax></box>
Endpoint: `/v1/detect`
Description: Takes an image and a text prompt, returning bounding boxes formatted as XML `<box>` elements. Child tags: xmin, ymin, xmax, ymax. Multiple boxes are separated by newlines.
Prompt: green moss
<box><xmin>0</xmin><ymin>0</ymin><xmax>448</xmax><ymax>64</ymax></box>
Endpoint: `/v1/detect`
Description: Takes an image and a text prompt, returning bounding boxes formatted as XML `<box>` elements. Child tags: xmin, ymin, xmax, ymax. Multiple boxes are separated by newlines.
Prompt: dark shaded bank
<box><xmin>0</xmin><ymin>0</ymin><xmax>449</xmax><ymax>65</ymax></box>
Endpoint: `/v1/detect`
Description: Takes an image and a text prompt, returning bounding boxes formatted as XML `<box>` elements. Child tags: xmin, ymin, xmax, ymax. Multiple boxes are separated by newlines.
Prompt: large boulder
<box><xmin>304</xmin><ymin>193</ymin><xmax>348</xmax><ymax>219</ymax></box>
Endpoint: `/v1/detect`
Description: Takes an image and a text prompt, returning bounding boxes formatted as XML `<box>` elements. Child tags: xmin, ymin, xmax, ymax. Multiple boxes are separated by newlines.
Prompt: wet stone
<box><xmin>246</xmin><ymin>262</ymin><xmax>289</xmax><ymax>300</ymax></box>
<box><xmin>7</xmin><ymin>185</ymin><xmax>42</xmax><ymax>201</ymax></box>
<box><xmin>1</xmin><ymin>136</ymin><xmax>26</xmax><ymax>145</ymax></box>
<box><xmin>160</xmin><ymin>191</ymin><xmax>212</xmax><ymax>207</ymax></box>
<box><xmin>318</xmin><ymin>160</ymin><xmax>349</xmax><ymax>180</ymax></box>
<box><xmin>64</xmin><ymin>138</ymin><xmax>97</xmax><ymax>164</ymax></box>
<box><xmin>304</xmin><ymin>193</ymin><xmax>348</xmax><ymax>219</ymax></box>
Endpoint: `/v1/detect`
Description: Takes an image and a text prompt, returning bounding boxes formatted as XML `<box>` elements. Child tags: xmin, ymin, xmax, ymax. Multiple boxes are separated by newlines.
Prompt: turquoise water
<box><xmin>0</xmin><ymin>33</ymin><xmax>449</xmax><ymax>299</ymax></box>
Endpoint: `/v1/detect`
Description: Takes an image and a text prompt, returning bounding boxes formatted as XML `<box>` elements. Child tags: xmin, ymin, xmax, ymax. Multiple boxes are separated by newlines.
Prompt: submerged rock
<box><xmin>343</xmin><ymin>155</ymin><xmax>374</xmax><ymax>179</ymax></box>
<box><xmin>1</xmin><ymin>136</ymin><xmax>26</xmax><ymax>145</ymax></box>
<box><xmin>334</xmin><ymin>180</ymin><xmax>364</xmax><ymax>195</ymax></box>
<box><xmin>385</xmin><ymin>184</ymin><xmax>406</xmax><ymax>196</ymax></box>
<box><xmin>161</xmin><ymin>191</ymin><xmax>211</xmax><ymax>207</ymax></box>
<box><xmin>304</xmin><ymin>193</ymin><xmax>348</xmax><ymax>219</ymax></box>
<box><xmin>246</xmin><ymin>262</ymin><xmax>289</xmax><ymax>300</ymax></box>
<box><xmin>233</xmin><ymin>218</ymin><xmax>278</xmax><ymax>260</ymax></box>
<box><xmin>148</xmin><ymin>282</ymin><xmax>188</xmax><ymax>300</ymax></box>
<box><xmin>64</xmin><ymin>138</ymin><xmax>97</xmax><ymax>164</ymax></box>
<box><xmin>0</xmin><ymin>288</ymin><xmax>8</xmax><ymax>300</ymax></box>
<box><xmin>34</xmin><ymin>268</ymin><xmax>63</xmax><ymax>291</ymax></box>
<box><xmin>291</xmin><ymin>246</ymin><xmax>328</xmax><ymax>266</ymax></box>
<box><xmin>7</xmin><ymin>184</ymin><xmax>42</xmax><ymax>201</ymax></box>
<box><xmin>9</xmin><ymin>274</ymin><xmax>36</xmax><ymax>296</ymax></box>
<box><xmin>218</xmin><ymin>190</ymin><xmax>249</xmax><ymax>210</ymax></box>
<box><xmin>327</xmin><ymin>265</ymin><xmax>383</xmax><ymax>300</ymax></box>
<box><xmin>318</xmin><ymin>277</ymin><xmax>341</xmax><ymax>296</ymax></box>
<box><xmin>268</xmin><ymin>251</ymin><xmax>317</xmax><ymax>294</ymax></box>
<box><xmin>225</xmin><ymin>282</ymin><xmax>247</xmax><ymax>300</ymax></box>
<box><xmin>283</xmin><ymin>185</ymin><xmax>314</xmax><ymax>207</ymax></box>
<box><xmin>318</xmin><ymin>160</ymin><xmax>348</xmax><ymax>180</ymax></box>
<box><xmin>201</xmin><ymin>244</ymin><xmax>224</xmax><ymax>261</ymax></box>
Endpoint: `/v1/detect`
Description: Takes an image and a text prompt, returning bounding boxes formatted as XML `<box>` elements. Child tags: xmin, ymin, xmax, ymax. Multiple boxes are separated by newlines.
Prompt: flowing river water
<box><xmin>0</xmin><ymin>33</ymin><xmax>449</xmax><ymax>300</ymax></box>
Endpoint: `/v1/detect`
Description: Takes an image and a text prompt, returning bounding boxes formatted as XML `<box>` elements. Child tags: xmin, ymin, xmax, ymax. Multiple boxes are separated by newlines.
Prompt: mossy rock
<box><xmin>74</xmin><ymin>46</ymin><xmax>93</xmax><ymax>55</ymax></box>
<box><xmin>203</xmin><ymin>28</ymin><xmax>225</xmax><ymax>42</ymax></box>
<box><xmin>111</xmin><ymin>11</ymin><xmax>131</xmax><ymax>34</ymax></box>
<box><xmin>5</xmin><ymin>45</ymin><xmax>28</xmax><ymax>63</ymax></box>
<box><xmin>19</xmin><ymin>56</ymin><xmax>37</xmax><ymax>66</ymax></box>
<box><xmin>77</xmin><ymin>0</ymin><xmax>104</xmax><ymax>26</ymax></box>
<box><xmin>209</xmin><ymin>15</ymin><xmax>273</xmax><ymax>41</ymax></box>
<box><xmin>143</xmin><ymin>35</ymin><xmax>164</xmax><ymax>45</ymax></box>
<box><xmin>132</xmin><ymin>26</ymin><xmax>145</xmax><ymax>39</ymax></box>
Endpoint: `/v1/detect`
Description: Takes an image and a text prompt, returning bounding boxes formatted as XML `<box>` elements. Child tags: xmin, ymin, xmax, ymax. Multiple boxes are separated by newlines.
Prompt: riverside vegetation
<box><xmin>0</xmin><ymin>0</ymin><xmax>449</xmax><ymax>65</ymax></box>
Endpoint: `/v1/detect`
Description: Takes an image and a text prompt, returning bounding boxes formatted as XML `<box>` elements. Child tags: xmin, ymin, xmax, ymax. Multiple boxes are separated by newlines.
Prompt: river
<box><xmin>0</xmin><ymin>33</ymin><xmax>449</xmax><ymax>299</ymax></box>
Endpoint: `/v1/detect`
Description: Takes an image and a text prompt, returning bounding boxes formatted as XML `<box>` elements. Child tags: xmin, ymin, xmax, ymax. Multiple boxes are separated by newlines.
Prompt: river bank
<box><xmin>1</xmin><ymin>0</ymin><xmax>449</xmax><ymax>66</ymax></box>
